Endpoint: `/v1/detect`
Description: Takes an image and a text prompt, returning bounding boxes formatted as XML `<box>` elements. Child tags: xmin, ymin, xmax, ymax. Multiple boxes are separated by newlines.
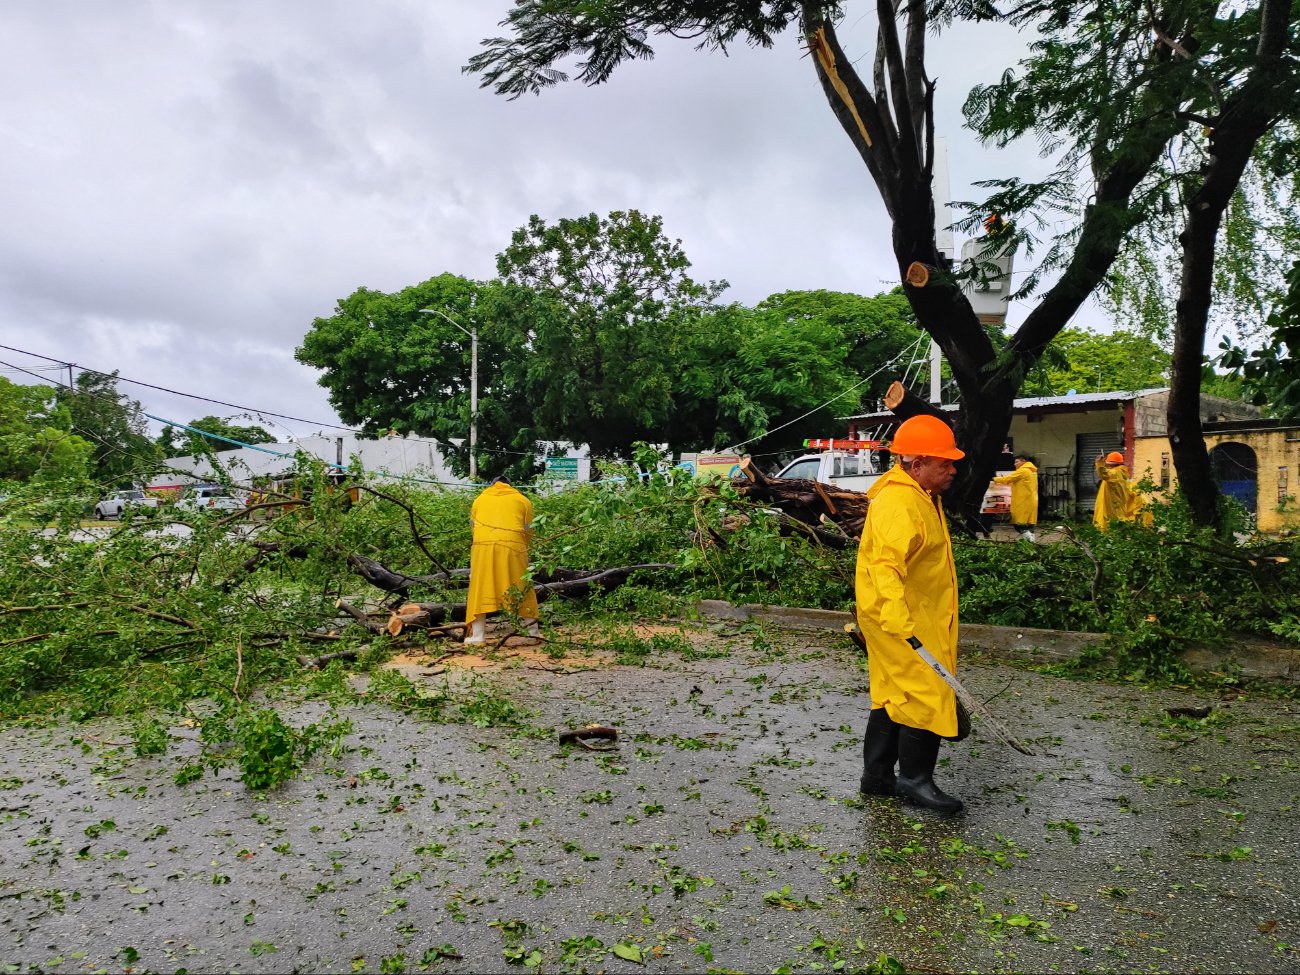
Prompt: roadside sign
<box><xmin>696</xmin><ymin>453</ymin><xmax>741</xmax><ymax>479</ymax></box>
<box><xmin>546</xmin><ymin>456</ymin><xmax>580</xmax><ymax>480</ymax></box>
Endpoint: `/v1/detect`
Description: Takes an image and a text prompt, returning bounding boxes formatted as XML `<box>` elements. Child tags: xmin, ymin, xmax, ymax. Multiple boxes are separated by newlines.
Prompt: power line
<box><xmin>0</xmin><ymin>342</ymin><xmax>354</xmax><ymax>432</ymax></box>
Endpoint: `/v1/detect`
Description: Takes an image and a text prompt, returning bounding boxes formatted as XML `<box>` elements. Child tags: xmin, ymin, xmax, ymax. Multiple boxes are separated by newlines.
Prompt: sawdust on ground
<box><xmin>382</xmin><ymin>621</ymin><xmax>704</xmax><ymax>674</ymax></box>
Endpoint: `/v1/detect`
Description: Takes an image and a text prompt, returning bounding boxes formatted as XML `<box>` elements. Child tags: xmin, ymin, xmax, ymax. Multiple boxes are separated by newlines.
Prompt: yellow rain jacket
<box><xmin>466</xmin><ymin>482</ymin><xmax>539</xmax><ymax>620</ymax></box>
<box><xmin>854</xmin><ymin>465</ymin><xmax>959</xmax><ymax>737</ymax></box>
<box><xmin>992</xmin><ymin>461</ymin><xmax>1039</xmax><ymax>526</ymax></box>
<box><xmin>1093</xmin><ymin>459</ymin><xmax>1134</xmax><ymax>532</ymax></box>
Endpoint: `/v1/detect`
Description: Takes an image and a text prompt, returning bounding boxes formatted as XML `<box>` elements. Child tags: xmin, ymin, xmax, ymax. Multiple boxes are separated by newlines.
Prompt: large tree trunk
<box><xmin>1169</xmin><ymin>0</ymin><xmax>1294</xmax><ymax>529</ymax></box>
<box><xmin>799</xmin><ymin>4</ymin><xmax>1194</xmax><ymax>524</ymax></box>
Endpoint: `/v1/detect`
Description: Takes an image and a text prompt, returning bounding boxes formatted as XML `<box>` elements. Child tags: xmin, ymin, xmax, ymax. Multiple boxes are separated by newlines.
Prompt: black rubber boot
<box><xmin>859</xmin><ymin>708</ymin><xmax>900</xmax><ymax>797</ymax></box>
<box><xmin>896</xmin><ymin>726</ymin><xmax>963</xmax><ymax>814</ymax></box>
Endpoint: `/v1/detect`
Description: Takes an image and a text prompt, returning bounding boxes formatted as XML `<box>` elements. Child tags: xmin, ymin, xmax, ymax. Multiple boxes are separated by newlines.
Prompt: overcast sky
<box><xmin>0</xmin><ymin>1</ymin><xmax>1058</xmax><ymax>441</ymax></box>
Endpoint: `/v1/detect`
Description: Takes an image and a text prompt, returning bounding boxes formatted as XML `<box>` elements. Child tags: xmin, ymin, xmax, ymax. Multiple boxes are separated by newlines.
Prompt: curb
<box><xmin>693</xmin><ymin>599</ymin><xmax>1300</xmax><ymax>684</ymax></box>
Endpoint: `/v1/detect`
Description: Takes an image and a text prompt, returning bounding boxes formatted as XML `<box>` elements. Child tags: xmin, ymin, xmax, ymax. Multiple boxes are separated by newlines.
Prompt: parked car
<box><xmin>175</xmin><ymin>484</ymin><xmax>244</xmax><ymax>513</ymax></box>
<box><xmin>94</xmin><ymin>489</ymin><xmax>161</xmax><ymax>520</ymax></box>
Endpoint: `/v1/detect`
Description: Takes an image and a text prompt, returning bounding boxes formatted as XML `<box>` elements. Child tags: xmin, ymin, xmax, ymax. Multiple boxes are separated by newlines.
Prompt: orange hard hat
<box><xmin>1105</xmin><ymin>451</ymin><xmax>1125</xmax><ymax>464</ymax></box>
<box><xmin>890</xmin><ymin>415</ymin><xmax>964</xmax><ymax>460</ymax></box>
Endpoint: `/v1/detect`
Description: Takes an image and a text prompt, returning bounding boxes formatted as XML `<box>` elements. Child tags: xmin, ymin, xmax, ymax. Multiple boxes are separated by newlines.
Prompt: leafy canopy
<box><xmin>55</xmin><ymin>371</ymin><xmax>160</xmax><ymax>487</ymax></box>
<box><xmin>159</xmin><ymin>416</ymin><xmax>278</xmax><ymax>457</ymax></box>
<box><xmin>0</xmin><ymin>376</ymin><xmax>93</xmax><ymax>487</ymax></box>
<box><xmin>495</xmin><ymin>210</ymin><xmax>727</xmax><ymax>458</ymax></box>
<box><xmin>296</xmin><ymin>211</ymin><xmax>924</xmax><ymax>464</ymax></box>
<box><xmin>1023</xmin><ymin>326</ymin><xmax>1170</xmax><ymax>397</ymax></box>
<box><xmin>1220</xmin><ymin>258</ymin><xmax>1300</xmax><ymax>419</ymax></box>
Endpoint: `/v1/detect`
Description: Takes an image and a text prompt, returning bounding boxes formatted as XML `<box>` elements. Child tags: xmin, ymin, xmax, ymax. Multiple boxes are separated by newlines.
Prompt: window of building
<box><xmin>1160</xmin><ymin>452</ymin><xmax>1170</xmax><ymax>489</ymax></box>
<box><xmin>1280</xmin><ymin>466</ymin><xmax>1290</xmax><ymax>506</ymax></box>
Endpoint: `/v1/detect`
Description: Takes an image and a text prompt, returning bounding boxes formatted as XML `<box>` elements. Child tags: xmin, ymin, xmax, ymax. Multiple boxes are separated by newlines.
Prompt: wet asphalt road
<box><xmin>2</xmin><ymin>624</ymin><xmax>1298</xmax><ymax>974</ymax></box>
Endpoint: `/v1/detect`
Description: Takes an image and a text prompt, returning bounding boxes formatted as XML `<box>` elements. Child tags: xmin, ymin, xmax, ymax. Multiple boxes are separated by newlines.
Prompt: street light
<box><xmin>419</xmin><ymin>307</ymin><xmax>479</xmax><ymax>483</ymax></box>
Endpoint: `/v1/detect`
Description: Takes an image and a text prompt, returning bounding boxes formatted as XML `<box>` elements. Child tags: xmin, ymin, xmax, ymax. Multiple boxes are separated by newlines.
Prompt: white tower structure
<box><xmin>959</xmin><ymin>236</ymin><xmax>1015</xmax><ymax>325</ymax></box>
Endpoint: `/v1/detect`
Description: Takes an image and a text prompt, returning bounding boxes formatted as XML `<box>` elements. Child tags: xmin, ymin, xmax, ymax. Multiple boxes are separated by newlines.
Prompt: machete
<box><xmin>906</xmin><ymin>636</ymin><xmax>1035</xmax><ymax>756</ymax></box>
<box><xmin>845</xmin><ymin>622</ymin><xmax>1035</xmax><ymax>756</ymax></box>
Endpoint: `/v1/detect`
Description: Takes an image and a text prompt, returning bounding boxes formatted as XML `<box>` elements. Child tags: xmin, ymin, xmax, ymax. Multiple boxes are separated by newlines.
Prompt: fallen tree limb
<box><xmin>335</xmin><ymin>598</ymin><xmax>386</xmax><ymax>634</ymax></box>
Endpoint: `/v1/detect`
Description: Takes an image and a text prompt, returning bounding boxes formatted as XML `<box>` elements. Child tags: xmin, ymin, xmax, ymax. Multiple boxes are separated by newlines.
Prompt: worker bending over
<box><xmin>465</xmin><ymin>476</ymin><xmax>540</xmax><ymax>644</ymax></box>
<box><xmin>993</xmin><ymin>454</ymin><xmax>1039</xmax><ymax>542</ymax></box>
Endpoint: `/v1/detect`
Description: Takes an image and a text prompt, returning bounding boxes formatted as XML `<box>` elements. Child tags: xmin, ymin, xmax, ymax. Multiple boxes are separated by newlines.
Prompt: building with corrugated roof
<box><xmin>841</xmin><ymin>388</ymin><xmax>1262</xmax><ymax>520</ymax></box>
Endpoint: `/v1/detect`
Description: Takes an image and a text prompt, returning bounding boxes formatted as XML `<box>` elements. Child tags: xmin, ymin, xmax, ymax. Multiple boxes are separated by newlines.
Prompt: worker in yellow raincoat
<box><xmin>1093</xmin><ymin>451</ymin><xmax>1135</xmax><ymax>531</ymax></box>
<box><xmin>855</xmin><ymin>414</ymin><xmax>965</xmax><ymax>814</ymax></box>
<box><xmin>465</xmin><ymin>476</ymin><xmax>540</xmax><ymax>644</ymax></box>
<box><xmin>993</xmin><ymin>454</ymin><xmax>1039</xmax><ymax>542</ymax></box>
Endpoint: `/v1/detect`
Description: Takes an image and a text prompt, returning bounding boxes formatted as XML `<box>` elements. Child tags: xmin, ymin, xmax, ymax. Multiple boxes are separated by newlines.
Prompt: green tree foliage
<box><xmin>965</xmin><ymin>0</ymin><xmax>1298</xmax><ymax>529</ymax></box>
<box><xmin>296</xmin><ymin>215</ymin><xmax>922</xmax><ymax>465</ymax></box>
<box><xmin>159</xmin><ymin>415</ymin><xmax>277</xmax><ymax>456</ymax></box>
<box><xmin>1022</xmin><ymin>327</ymin><xmax>1170</xmax><ymax>397</ymax></box>
<box><xmin>296</xmin><ymin>273</ymin><xmax>541</xmax><ymax>480</ymax></box>
<box><xmin>704</xmin><ymin>289</ymin><xmax>923</xmax><ymax>453</ymax></box>
<box><xmin>3</xmin><ymin>467</ymin><xmax>1296</xmax><ymax>738</ymax></box>
<box><xmin>1221</xmin><ymin>258</ymin><xmax>1300</xmax><ymax>419</ymax></box>
<box><xmin>0</xmin><ymin>377</ymin><xmax>93</xmax><ymax>486</ymax></box>
<box><xmin>55</xmin><ymin>371</ymin><xmax>160</xmax><ymax>487</ymax></box>
<box><xmin>494</xmin><ymin>210</ymin><xmax>727</xmax><ymax>459</ymax></box>
<box><xmin>468</xmin><ymin>0</ymin><xmax>1296</xmax><ymax>531</ymax></box>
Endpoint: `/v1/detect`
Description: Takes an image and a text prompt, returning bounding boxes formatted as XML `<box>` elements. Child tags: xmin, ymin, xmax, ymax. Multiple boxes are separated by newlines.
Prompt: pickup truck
<box><xmin>94</xmin><ymin>489</ymin><xmax>161</xmax><ymax>520</ymax></box>
<box><xmin>774</xmin><ymin>449</ymin><xmax>886</xmax><ymax>493</ymax></box>
<box><xmin>776</xmin><ymin>449</ymin><xmax>1013</xmax><ymax>516</ymax></box>
<box><xmin>175</xmin><ymin>484</ymin><xmax>244</xmax><ymax>513</ymax></box>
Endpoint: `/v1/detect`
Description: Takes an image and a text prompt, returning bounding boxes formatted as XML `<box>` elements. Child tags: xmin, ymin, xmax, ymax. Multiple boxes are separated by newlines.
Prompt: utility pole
<box><xmin>420</xmin><ymin>308</ymin><xmax>478</xmax><ymax>483</ymax></box>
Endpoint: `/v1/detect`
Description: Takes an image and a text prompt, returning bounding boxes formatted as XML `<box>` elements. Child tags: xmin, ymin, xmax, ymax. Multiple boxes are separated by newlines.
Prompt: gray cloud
<box><xmin>0</xmin><ymin>1</ymin><xmax>1057</xmax><ymax>438</ymax></box>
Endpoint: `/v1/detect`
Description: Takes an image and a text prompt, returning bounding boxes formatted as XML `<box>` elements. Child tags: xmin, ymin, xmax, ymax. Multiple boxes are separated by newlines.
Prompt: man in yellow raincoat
<box><xmin>465</xmin><ymin>476</ymin><xmax>539</xmax><ymax>644</ymax></box>
<box><xmin>855</xmin><ymin>414</ymin><xmax>965</xmax><ymax>814</ymax></box>
<box><xmin>993</xmin><ymin>454</ymin><xmax>1039</xmax><ymax>542</ymax></box>
<box><xmin>1093</xmin><ymin>451</ymin><xmax>1135</xmax><ymax>531</ymax></box>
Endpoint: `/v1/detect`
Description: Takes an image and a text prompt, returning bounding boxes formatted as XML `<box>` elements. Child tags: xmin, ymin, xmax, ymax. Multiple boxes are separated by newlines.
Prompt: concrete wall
<box><xmin>1130</xmin><ymin>391</ymin><xmax>1262</xmax><ymax>438</ymax></box>
<box><xmin>1134</xmin><ymin>426</ymin><xmax>1300</xmax><ymax>533</ymax></box>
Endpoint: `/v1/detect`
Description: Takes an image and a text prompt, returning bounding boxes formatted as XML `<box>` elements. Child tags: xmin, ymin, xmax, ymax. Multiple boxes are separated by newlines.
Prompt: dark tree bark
<box><xmin>798</xmin><ymin>2</ymin><xmax>1195</xmax><ymax>522</ymax></box>
<box><xmin>1168</xmin><ymin>0</ymin><xmax>1295</xmax><ymax>528</ymax></box>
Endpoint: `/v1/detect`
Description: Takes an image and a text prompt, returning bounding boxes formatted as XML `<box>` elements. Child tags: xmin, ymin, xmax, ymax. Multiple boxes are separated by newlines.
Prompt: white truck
<box><xmin>774</xmin><ymin>447</ymin><xmax>887</xmax><ymax>492</ymax></box>
<box><xmin>93</xmin><ymin>489</ymin><xmax>161</xmax><ymax>520</ymax></box>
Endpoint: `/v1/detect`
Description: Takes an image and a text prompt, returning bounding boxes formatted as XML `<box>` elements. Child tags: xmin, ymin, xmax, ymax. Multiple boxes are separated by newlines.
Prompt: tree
<box><xmin>468</xmin><ymin>1</ymin><xmax>1296</xmax><ymax>527</ymax></box>
<box><xmin>987</xmin><ymin>1</ymin><xmax>1298</xmax><ymax>528</ymax></box>
<box><xmin>161</xmin><ymin>416</ymin><xmax>277</xmax><ymax>456</ymax></box>
<box><xmin>1221</xmin><ymin>257</ymin><xmax>1300</xmax><ymax>419</ymax></box>
<box><xmin>1021</xmin><ymin>327</ymin><xmax>1170</xmax><ymax>398</ymax></box>
<box><xmin>55</xmin><ymin>371</ymin><xmax>160</xmax><ymax>487</ymax></box>
<box><xmin>0</xmin><ymin>377</ymin><xmax>93</xmax><ymax>486</ymax></box>
<box><xmin>493</xmin><ymin>210</ymin><xmax>727</xmax><ymax>459</ymax></box>
<box><xmin>297</xmin><ymin>273</ymin><xmax>542</xmax><ymax>481</ymax></box>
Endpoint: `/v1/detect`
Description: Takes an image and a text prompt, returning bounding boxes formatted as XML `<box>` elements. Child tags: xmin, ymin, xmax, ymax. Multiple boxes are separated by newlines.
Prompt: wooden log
<box><xmin>883</xmin><ymin>380</ymin><xmax>952</xmax><ymax>425</ymax></box>
<box><xmin>533</xmin><ymin>564</ymin><xmax>675</xmax><ymax>599</ymax></box>
<box><xmin>774</xmin><ymin>512</ymin><xmax>854</xmax><ymax>549</ymax></box>
<box><xmin>737</xmin><ymin>456</ymin><xmax>770</xmax><ymax>486</ymax></box>
<box><xmin>813</xmin><ymin>481</ymin><xmax>838</xmax><ymax>516</ymax></box>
